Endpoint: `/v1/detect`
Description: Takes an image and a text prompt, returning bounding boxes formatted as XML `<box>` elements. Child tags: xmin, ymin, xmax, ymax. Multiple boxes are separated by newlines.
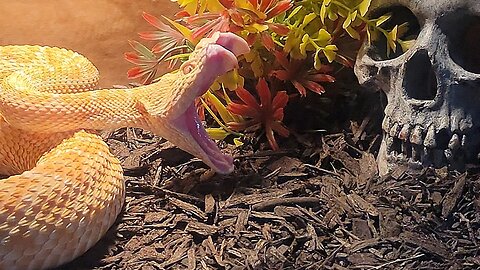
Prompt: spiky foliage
<box><xmin>125</xmin><ymin>0</ymin><xmax>413</xmax><ymax>150</ymax></box>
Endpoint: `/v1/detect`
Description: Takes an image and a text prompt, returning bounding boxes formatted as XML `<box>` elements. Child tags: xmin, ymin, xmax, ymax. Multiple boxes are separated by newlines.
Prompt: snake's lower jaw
<box><xmin>168</xmin><ymin>105</ymin><xmax>234</xmax><ymax>174</ymax></box>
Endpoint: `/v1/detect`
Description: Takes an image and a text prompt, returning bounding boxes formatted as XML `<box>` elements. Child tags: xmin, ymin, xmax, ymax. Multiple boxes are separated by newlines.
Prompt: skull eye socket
<box><xmin>403</xmin><ymin>50</ymin><xmax>438</xmax><ymax>101</ymax></box>
<box><xmin>439</xmin><ymin>14</ymin><xmax>480</xmax><ymax>74</ymax></box>
<box><xmin>367</xmin><ymin>6</ymin><xmax>420</xmax><ymax>61</ymax></box>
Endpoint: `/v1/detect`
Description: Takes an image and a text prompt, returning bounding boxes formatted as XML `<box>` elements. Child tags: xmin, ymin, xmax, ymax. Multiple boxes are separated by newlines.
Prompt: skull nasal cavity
<box><xmin>403</xmin><ymin>51</ymin><xmax>437</xmax><ymax>100</ymax></box>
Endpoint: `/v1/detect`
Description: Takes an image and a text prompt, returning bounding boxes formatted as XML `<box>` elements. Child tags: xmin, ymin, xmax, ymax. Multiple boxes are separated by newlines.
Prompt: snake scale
<box><xmin>0</xmin><ymin>32</ymin><xmax>249</xmax><ymax>269</ymax></box>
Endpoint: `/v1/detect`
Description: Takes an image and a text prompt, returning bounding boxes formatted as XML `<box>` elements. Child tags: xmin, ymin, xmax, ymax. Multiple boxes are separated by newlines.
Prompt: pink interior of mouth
<box><xmin>180</xmin><ymin>105</ymin><xmax>234</xmax><ymax>174</ymax></box>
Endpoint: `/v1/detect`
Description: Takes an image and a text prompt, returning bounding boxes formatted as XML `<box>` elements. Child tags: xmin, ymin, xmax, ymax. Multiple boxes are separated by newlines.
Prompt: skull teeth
<box><xmin>410</xmin><ymin>125</ymin><xmax>424</xmax><ymax>145</ymax></box>
<box><xmin>448</xmin><ymin>134</ymin><xmax>460</xmax><ymax>150</ymax></box>
<box><xmin>424</xmin><ymin>125</ymin><xmax>436</xmax><ymax>148</ymax></box>
<box><xmin>383</xmin><ymin>117</ymin><xmax>480</xmax><ymax>169</ymax></box>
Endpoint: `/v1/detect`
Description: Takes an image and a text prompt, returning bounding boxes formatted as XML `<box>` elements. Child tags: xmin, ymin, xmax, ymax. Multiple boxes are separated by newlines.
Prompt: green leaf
<box><xmin>366</xmin><ymin>27</ymin><xmax>372</xmax><ymax>44</ymax></box>
<box><xmin>345</xmin><ymin>26</ymin><xmax>361</xmax><ymax>40</ymax></box>
<box><xmin>164</xmin><ymin>52</ymin><xmax>190</xmax><ymax>62</ymax></box>
<box><xmin>233</xmin><ymin>137</ymin><xmax>244</xmax><ymax>147</ymax></box>
<box><xmin>287</xmin><ymin>5</ymin><xmax>302</xmax><ymax>20</ymax></box>
<box><xmin>128</xmin><ymin>40</ymin><xmax>156</xmax><ymax>59</ymax></box>
<box><xmin>207</xmin><ymin>128</ymin><xmax>230</xmax><ymax>140</ymax></box>
<box><xmin>358</xmin><ymin>0</ymin><xmax>372</xmax><ymax>16</ymax></box>
<box><xmin>317</xmin><ymin>28</ymin><xmax>332</xmax><ymax>42</ymax></box>
<box><xmin>343</xmin><ymin>12</ymin><xmax>353</xmax><ymax>29</ymax></box>
<box><xmin>375</xmin><ymin>14</ymin><xmax>392</xmax><ymax>26</ymax></box>
<box><xmin>396</xmin><ymin>22</ymin><xmax>410</xmax><ymax>37</ymax></box>
<box><xmin>399</xmin><ymin>39</ymin><xmax>415</xmax><ymax>52</ymax></box>
<box><xmin>314</xmin><ymin>50</ymin><xmax>322</xmax><ymax>70</ymax></box>
<box><xmin>323</xmin><ymin>45</ymin><xmax>338</xmax><ymax>63</ymax></box>
<box><xmin>302</xmin><ymin>13</ymin><xmax>317</xmax><ymax>28</ymax></box>
<box><xmin>163</xmin><ymin>16</ymin><xmax>193</xmax><ymax>42</ymax></box>
<box><xmin>204</xmin><ymin>90</ymin><xmax>235</xmax><ymax>124</ymax></box>
<box><xmin>328</xmin><ymin>11</ymin><xmax>338</xmax><ymax>21</ymax></box>
<box><xmin>299</xmin><ymin>33</ymin><xmax>310</xmax><ymax>57</ymax></box>
<box><xmin>387</xmin><ymin>25</ymin><xmax>398</xmax><ymax>53</ymax></box>
<box><xmin>320</xmin><ymin>3</ymin><xmax>327</xmax><ymax>23</ymax></box>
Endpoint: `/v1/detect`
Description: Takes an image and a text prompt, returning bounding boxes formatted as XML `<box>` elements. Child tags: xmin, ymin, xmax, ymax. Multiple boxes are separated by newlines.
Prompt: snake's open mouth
<box><xmin>180</xmin><ymin>104</ymin><xmax>234</xmax><ymax>173</ymax></box>
<box><xmin>170</xmin><ymin>33</ymin><xmax>249</xmax><ymax>174</ymax></box>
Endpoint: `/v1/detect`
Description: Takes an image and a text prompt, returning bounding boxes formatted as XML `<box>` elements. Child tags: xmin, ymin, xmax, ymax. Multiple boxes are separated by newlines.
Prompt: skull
<box><xmin>355</xmin><ymin>0</ymin><xmax>480</xmax><ymax>176</ymax></box>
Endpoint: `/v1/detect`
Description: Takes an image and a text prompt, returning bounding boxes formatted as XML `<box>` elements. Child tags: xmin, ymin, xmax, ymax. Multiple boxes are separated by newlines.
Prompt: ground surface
<box><xmin>55</xmin><ymin>86</ymin><xmax>479</xmax><ymax>270</ymax></box>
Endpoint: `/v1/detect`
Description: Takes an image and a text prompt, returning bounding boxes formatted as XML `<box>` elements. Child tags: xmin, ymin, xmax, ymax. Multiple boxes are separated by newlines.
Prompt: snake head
<box><xmin>154</xmin><ymin>32</ymin><xmax>249</xmax><ymax>174</ymax></box>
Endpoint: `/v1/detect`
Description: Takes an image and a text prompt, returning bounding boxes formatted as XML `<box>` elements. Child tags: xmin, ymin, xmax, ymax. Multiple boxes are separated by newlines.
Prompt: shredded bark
<box><xmin>56</xmin><ymin>86</ymin><xmax>479</xmax><ymax>270</ymax></box>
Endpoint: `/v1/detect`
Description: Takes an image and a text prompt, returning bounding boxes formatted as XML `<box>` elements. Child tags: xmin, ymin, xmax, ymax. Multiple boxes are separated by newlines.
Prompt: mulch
<box><xmin>58</xmin><ymin>83</ymin><xmax>480</xmax><ymax>270</ymax></box>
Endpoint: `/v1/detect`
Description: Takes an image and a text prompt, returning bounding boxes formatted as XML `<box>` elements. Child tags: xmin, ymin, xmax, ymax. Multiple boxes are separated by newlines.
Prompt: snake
<box><xmin>0</xmin><ymin>32</ymin><xmax>249</xmax><ymax>270</ymax></box>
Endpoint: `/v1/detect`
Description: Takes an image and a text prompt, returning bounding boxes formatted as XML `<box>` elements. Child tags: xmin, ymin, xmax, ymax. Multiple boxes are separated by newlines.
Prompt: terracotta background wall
<box><xmin>0</xmin><ymin>0</ymin><xmax>178</xmax><ymax>87</ymax></box>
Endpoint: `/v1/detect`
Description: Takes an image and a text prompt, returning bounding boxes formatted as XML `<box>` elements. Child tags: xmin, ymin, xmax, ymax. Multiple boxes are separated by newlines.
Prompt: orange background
<box><xmin>0</xmin><ymin>0</ymin><xmax>178</xmax><ymax>87</ymax></box>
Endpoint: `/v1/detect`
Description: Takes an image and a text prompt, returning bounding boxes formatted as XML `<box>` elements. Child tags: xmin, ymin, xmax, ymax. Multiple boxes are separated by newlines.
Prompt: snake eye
<box><xmin>181</xmin><ymin>61</ymin><xmax>195</xmax><ymax>74</ymax></box>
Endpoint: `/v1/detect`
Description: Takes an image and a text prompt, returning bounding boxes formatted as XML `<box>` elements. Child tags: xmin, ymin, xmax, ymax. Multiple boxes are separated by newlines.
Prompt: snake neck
<box><xmin>0</xmin><ymin>72</ymin><xmax>185</xmax><ymax>133</ymax></box>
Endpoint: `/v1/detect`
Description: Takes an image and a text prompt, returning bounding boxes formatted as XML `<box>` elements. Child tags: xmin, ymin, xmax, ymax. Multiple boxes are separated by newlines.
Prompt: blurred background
<box><xmin>0</xmin><ymin>0</ymin><xmax>178</xmax><ymax>87</ymax></box>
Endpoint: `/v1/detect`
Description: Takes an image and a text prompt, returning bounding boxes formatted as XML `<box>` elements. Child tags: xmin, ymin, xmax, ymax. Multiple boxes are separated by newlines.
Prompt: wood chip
<box><xmin>442</xmin><ymin>173</ymin><xmax>467</xmax><ymax>218</ymax></box>
<box><xmin>169</xmin><ymin>197</ymin><xmax>207</xmax><ymax>221</ymax></box>
<box><xmin>400</xmin><ymin>231</ymin><xmax>452</xmax><ymax>259</ymax></box>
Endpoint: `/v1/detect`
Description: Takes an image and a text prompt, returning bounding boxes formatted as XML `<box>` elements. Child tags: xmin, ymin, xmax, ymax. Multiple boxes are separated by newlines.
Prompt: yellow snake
<box><xmin>0</xmin><ymin>32</ymin><xmax>249</xmax><ymax>270</ymax></box>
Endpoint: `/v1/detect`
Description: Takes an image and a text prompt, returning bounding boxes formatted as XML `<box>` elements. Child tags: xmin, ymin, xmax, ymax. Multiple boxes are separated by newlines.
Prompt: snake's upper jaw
<box><xmin>212</xmin><ymin>32</ymin><xmax>250</xmax><ymax>57</ymax></box>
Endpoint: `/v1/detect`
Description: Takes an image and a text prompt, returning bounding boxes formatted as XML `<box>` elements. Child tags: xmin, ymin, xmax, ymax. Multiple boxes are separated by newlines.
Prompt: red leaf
<box><xmin>124</xmin><ymin>52</ymin><xmax>142</xmax><ymax>64</ymax></box>
<box><xmin>235</xmin><ymin>87</ymin><xmax>261</xmax><ymax>111</ymax></box>
<box><xmin>306</xmin><ymin>74</ymin><xmax>336</xmax><ymax>83</ymax></box>
<box><xmin>261</xmin><ymin>32</ymin><xmax>275</xmax><ymax>51</ymax></box>
<box><xmin>138</xmin><ymin>31</ymin><xmax>163</xmax><ymax>41</ymax></box>
<box><xmin>303</xmin><ymin>80</ymin><xmax>326</xmax><ymax>94</ymax></box>
<box><xmin>142</xmin><ymin>70</ymin><xmax>158</xmax><ymax>84</ymax></box>
<box><xmin>265</xmin><ymin>125</ymin><xmax>279</xmax><ymax>150</ymax></box>
<box><xmin>336</xmin><ymin>54</ymin><xmax>354</xmax><ymax>68</ymax></box>
<box><xmin>272</xmin><ymin>107</ymin><xmax>284</xmax><ymax>120</ymax></box>
<box><xmin>256</xmin><ymin>78</ymin><xmax>272</xmax><ymax>108</ymax></box>
<box><xmin>192</xmin><ymin>20</ymin><xmax>217</xmax><ymax>40</ymax></box>
<box><xmin>127</xmin><ymin>66</ymin><xmax>146</xmax><ymax>79</ymax></box>
<box><xmin>292</xmin><ymin>80</ymin><xmax>307</xmax><ymax>96</ymax></box>
<box><xmin>272</xmin><ymin>121</ymin><xmax>290</xmax><ymax>137</ymax></box>
<box><xmin>143</xmin><ymin>12</ymin><xmax>167</xmax><ymax>30</ymax></box>
<box><xmin>270</xmin><ymin>70</ymin><xmax>290</xmax><ymax>81</ymax></box>
<box><xmin>268</xmin><ymin>23</ymin><xmax>290</xmax><ymax>36</ymax></box>
<box><xmin>229</xmin><ymin>10</ymin><xmax>245</xmax><ymax>26</ymax></box>
<box><xmin>260</xmin><ymin>0</ymin><xmax>274</xmax><ymax>13</ymax></box>
<box><xmin>245</xmin><ymin>34</ymin><xmax>257</xmax><ymax>46</ymax></box>
<box><xmin>227</xmin><ymin>103</ymin><xmax>260</xmax><ymax>118</ymax></box>
<box><xmin>218</xmin><ymin>0</ymin><xmax>234</xmax><ymax>8</ymax></box>
<box><xmin>272</xmin><ymin>91</ymin><xmax>288</xmax><ymax>110</ymax></box>
<box><xmin>273</xmin><ymin>50</ymin><xmax>290</xmax><ymax>70</ymax></box>
<box><xmin>315</xmin><ymin>65</ymin><xmax>334</xmax><ymax>73</ymax></box>
<box><xmin>266</xmin><ymin>0</ymin><xmax>292</xmax><ymax>19</ymax></box>
<box><xmin>228</xmin><ymin>80</ymin><xmax>289</xmax><ymax>151</ymax></box>
<box><xmin>175</xmin><ymin>10</ymin><xmax>191</xmax><ymax>18</ymax></box>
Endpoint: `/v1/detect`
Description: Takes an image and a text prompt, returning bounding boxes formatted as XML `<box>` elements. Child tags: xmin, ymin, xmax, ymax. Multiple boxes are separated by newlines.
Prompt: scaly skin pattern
<box><xmin>0</xmin><ymin>33</ymin><xmax>249</xmax><ymax>269</ymax></box>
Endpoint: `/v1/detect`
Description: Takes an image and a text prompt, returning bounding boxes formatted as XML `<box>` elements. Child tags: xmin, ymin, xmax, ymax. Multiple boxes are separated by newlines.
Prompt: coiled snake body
<box><xmin>0</xmin><ymin>33</ymin><xmax>248</xmax><ymax>269</ymax></box>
